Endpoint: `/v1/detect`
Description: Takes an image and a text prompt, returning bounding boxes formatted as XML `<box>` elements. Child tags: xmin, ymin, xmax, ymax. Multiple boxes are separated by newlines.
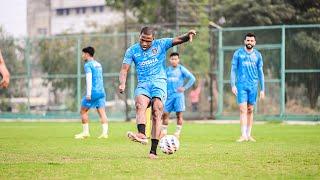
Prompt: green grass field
<box><xmin>0</xmin><ymin>121</ymin><xmax>319</xmax><ymax>179</ymax></box>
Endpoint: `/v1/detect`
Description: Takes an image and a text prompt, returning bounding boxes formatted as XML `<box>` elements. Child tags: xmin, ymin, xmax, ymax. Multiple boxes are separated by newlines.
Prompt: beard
<box><xmin>246</xmin><ymin>44</ymin><xmax>253</xmax><ymax>49</ymax></box>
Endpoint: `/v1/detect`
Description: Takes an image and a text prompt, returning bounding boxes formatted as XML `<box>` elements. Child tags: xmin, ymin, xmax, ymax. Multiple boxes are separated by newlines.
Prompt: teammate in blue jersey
<box><xmin>119</xmin><ymin>27</ymin><xmax>196</xmax><ymax>159</ymax></box>
<box><xmin>161</xmin><ymin>52</ymin><xmax>195</xmax><ymax>139</ymax></box>
<box><xmin>230</xmin><ymin>32</ymin><xmax>265</xmax><ymax>142</ymax></box>
<box><xmin>75</xmin><ymin>46</ymin><xmax>109</xmax><ymax>139</ymax></box>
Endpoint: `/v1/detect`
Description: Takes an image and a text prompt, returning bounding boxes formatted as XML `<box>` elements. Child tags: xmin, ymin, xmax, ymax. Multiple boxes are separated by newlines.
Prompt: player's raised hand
<box><xmin>259</xmin><ymin>91</ymin><xmax>265</xmax><ymax>100</ymax></box>
<box><xmin>188</xmin><ymin>30</ymin><xmax>196</xmax><ymax>42</ymax></box>
<box><xmin>232</xmin><ymin>86</ymin><xmax>237</xmax><ymax>96</ymax></box>
<box><xmin>119</xmin><ymin>83</ymin><xmax>125</xmax><ymax>94</ymax></box>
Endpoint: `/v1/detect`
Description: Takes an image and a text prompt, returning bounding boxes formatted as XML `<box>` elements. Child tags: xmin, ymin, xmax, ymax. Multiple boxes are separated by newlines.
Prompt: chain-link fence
<box><xmin>0</xmin><ymin>24</ymin><xmax>319</xmax><ymax>120</ymax></box>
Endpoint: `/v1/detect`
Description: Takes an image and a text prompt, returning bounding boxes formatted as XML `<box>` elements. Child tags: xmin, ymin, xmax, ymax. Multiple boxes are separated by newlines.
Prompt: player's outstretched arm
<box><xmin>0</xmin><ymin>50</ymin><xmax>10</xmax><ymax>88</ymax></box>
<box><xmin>172</xmin><ymin>30</ymin><xmax>196</xmax><ymax>46</ymax></box>
<box><xmin>118</xmin><ymin>64</ymin><xmax>130</xmax><ymax>93</ymax></box>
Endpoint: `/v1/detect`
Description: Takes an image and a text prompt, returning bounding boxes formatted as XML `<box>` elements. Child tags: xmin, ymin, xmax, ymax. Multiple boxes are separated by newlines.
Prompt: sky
<box><xmin>0</xmin><ymin>0</ymin><xmax>27</xmax><ymax>37</ymax></box>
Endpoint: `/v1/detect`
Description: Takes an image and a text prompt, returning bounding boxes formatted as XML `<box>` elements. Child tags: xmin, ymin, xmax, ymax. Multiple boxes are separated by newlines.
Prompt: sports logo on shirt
<box><xmin>152</xmin><ymin>48</ymin><xmax>158</xmax><ymax>55</ymax></box>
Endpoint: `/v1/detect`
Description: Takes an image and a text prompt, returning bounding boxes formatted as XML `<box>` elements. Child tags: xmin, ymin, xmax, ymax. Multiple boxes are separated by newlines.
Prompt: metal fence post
<box><xmin>280</xmin><ymin>25</ymin><xmax>286</xmax><ymax>118</ymax></box>
<box><xmin>76</xmin><ymin>37</ymin><xmax>82</xmax><ymax>112</ymax></box>
<box><xmin>25</xmin><ymin>38</ymin><xmax>31</xmax><ymax>113</ymax></box>
<box><xmin>217</xmin><ymin>29</ymin><xmax>223</xmax><ymax>116</ymax></box>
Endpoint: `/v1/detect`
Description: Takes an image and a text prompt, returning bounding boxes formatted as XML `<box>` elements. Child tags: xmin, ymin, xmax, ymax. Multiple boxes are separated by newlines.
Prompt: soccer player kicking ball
<box><xmin>0</xmin><ymin>49</ymin><xmax>10</xmax><ymax>89</ymax></box>
<box><xmin>75</xmin><ymin>46</ymin><xmax>109</xmax><ymax>139</ymax></box>
<box><xmin>161</xmin><ymin>52</ymin><xmax>195</xmax><ymax>139</ymax></box>
<box><xmin>230</xmin><ymin>33</ymin><xmax>265</xmax><ymax>142</ymax></box>
<box><xmin>119</xmin><ymin>27</ymin><xmax>196</xmax><ymax>159</ymax></box>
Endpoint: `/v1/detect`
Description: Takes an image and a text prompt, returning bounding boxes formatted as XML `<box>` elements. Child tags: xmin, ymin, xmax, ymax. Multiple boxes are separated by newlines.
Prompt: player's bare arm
<box><xmin>0</xmin><ymin>50</ymin><xmax>10</xmax><ymax>88</ymax></box>
<box><xmin>119</xmin><ymin>64</ymin><xmax>130</xmax><ymax>93</ymax></box>
<box><xmin>172</xmin><ymin>30</ymin><xmax>197</xmax><ymax>46</ymax></box>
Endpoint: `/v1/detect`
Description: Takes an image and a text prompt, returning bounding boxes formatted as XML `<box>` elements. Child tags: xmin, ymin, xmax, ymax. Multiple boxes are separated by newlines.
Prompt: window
<box><xmin>99</xmin><ymin>6</ymin><xmax>104</xmax><ymax>12</ymax></box>
<box><xmin>56</xmin><ymin>9</ymin><xmax>64</xmax><ymax>16</ymax></box>
<box><xmin>92</xmin><ymin>6</ymin><xmax>97</xmax><ymax>13</ymax></box>
<box><xmin>37</xmin><ymin>28</ymin><xmax>47</xmax><ymax>35</ymax></box>
<box><xmin>82</xmin><ymin>7</ymin><xmax>86</xmax><ymax>14</ymax></box>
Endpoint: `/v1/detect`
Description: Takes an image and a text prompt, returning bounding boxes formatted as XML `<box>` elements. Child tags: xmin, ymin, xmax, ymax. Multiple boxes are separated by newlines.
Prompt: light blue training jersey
<box><xmin>123</xmin><ymin>38</ymin><xmax>173</xmax><ymax>82</ymax></box>
<box><xmin>230</xmin><ymin>47</ymin><xmax>265</xmax><ymax>91</ymax></box>
<box><xmin>166</xmin><ymin>64</ymin><xmax>196</xmax><ymax>95</ymax></box>
<box><xmin>84</xmin><ymin>60</ymin><xmax>106</xmax><ymax>100</ymax></box>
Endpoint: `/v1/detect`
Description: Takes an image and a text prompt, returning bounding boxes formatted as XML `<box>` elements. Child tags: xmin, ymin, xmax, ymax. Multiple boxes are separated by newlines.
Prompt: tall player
<box><xmin>161</xmin><ymin>52</ymin><xmax>195</xmax><ymax>139</ymax></box>
<box><xmin>0</xmin><ymin>49</ymin><xmax>10</xmax><ymax>88</ymax></box>
<box><xmin>119</xmin><ymin>27</ymin><xmax>196</xmax><ymax>159</ymax></box>
<box><xmin>230</xmin><ymin>32</ymin><xmax>265</xmax><ymax>142</ymax></box>
<box><xmin>75</xmin><ymin>46</ymin><xmax>109</xmax><ymax>139</ymax></box>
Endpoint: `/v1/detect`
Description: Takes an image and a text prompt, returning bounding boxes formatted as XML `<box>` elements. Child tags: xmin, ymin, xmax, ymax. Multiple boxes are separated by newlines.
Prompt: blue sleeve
<box><xmin>257</xmin><ymin>53</ymin><xmax>265</xmax><ymax>91</ymax></box>
<box><xmin>84</xmin><ymin>63</ymin><xmax>92</xmax><ymax>74</ymax></box>
<box><xmin>181</xmin><ymin>66</ymin><xmax>196</xmax><ymax>90</ymax></box>
<box><xmin>160</xmin><ymin>38</ymin><xmax>173</xmax><ymax>50</ymax></box>
<box><xmin>230</xmin><ymin>51</ymin><xmax>238</xmax><ymax>87</ymax></box>
<box><xmin>123</xmin><ymin>47</ymin><xmax>133</xmax><ymax>65</ymax></box>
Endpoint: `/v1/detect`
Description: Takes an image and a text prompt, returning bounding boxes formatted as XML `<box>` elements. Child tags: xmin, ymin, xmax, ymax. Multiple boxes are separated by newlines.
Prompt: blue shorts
<box><xmin>164</xmin><ymin>93</ymin><xmax>185</xmax><ymax>113</ymax></box>
<box><xmin>81</xmin><ymin>96</ymin><xmax>105</xmax><ymax>109</ymax></box>
<box><xmin>236</xmin><ymin>84</ymin><xmax>258</xmax><ymax>105</ymax></box>
<box><xmin>135</xmin><ymin>79</ymin><xmax>167</xmax><ymax>102</ymax></box>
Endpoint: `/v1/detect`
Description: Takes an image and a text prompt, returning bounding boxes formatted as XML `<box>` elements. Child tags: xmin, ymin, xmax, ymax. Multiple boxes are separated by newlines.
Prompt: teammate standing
<box><xmin>161</xmin><ymin>52</ymin><xmax>195</xmax><ymax>139</ymax></box>
<box><xmin>75</xmin><ymin>46</ymin><xmax>109</xmax><ymax>139</ymax></box>
<box><xmin>118</xmin><ymin>27</ymin><xmax>196</xmax><ymax>159</ymax></box>
<box><xmin>230</xmin><ymin>32</ymin><xmax>265</xmax><ymax>142</ymax></box>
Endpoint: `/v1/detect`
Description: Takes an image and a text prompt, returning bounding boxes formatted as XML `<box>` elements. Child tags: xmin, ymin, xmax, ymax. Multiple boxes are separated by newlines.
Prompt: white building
<box><xmin>27</xmin><ymin>0</ymin><xmax>124</xmax><ymax>37</ymax></box>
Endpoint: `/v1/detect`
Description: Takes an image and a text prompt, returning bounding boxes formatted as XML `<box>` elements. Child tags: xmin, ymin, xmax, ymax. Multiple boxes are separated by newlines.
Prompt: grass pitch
<box><xmin>0</xmin><ymin>122</ymin><xmax>319</xmax><ymax>179</ymax></box>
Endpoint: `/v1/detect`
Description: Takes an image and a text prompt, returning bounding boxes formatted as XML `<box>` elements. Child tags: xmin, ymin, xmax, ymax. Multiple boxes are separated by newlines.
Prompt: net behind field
<box><xmin>0</xmin><ymin>25</ymin><xmax>319</xmax><ymax>120</ymax></box>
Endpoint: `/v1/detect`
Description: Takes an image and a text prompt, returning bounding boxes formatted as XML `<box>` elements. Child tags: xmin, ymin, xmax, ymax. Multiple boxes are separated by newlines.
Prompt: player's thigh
<box><xmin>248</xmin><ymin>88</ymin><xmax>258</xmax><ymax>105</ymax></box>
<box><xmin>135</xmin><ymin>82</ymin><xmax>151</xmax><ymax>99</ymax></box>
<box><xmin>81</xmin><ymin>96</ymin><xmax>93</xmax><ymax>109</ymax></box>
<box><xmin>151</xmin><ymin>80</ymin><xmax>167</xmax><ymax>103</ymax></box>
<box><xmin>135</xmin><ymin>94</ymin><xmax>151</xmax><ymax>110</ymax></box>
<box><xmin>164</xmin><ymin>95</ymin><xmax>175</xmax><ymax>113</ymax></box>
<box><xmin>237</xmin><ymin>86</ymin><xmax>248</xmax><ymax>104</ymax></box>
<box><xmin>173</xmin><ymin>95</ymin><xmax>185</xmax><ymax>112</ymax></box>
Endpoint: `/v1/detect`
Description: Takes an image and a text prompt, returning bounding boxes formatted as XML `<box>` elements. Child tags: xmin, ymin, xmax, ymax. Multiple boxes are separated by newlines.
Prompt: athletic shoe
<box><xmin>148</xmin><ymin>153</ymin><xmax>158</xmax><ymax>159</ymax></box>
<box><xmin>98</xmin><ymin>134</ymin><xmax>108</xmax><ymax>139</ymax></box>
<box><xmin>74</xmin><ymin>132</ymin><xmax>90</xmax><ymax>139</ymax></box>
<box><xmin>236</xmin><ymin>136</ymin><xmax>248</xmax><ymax>142</ymax></box>
<box><xmin>248</xmin><ymin>136</ymin><xmax>256</xmax><ymax>142</ymax></box>
<box><xmin>127</xmin><ymin>131</ymin><xmax>148</xmax><ymax>145</ymax></box>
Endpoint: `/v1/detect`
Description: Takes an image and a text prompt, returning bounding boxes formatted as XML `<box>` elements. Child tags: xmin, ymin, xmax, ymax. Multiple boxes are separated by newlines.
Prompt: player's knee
<box><xmin>135</xmin><ymin>101</ymin><xmax>145</xmax><ymax>110</ymax></box>
<box><xmin>239</xmin><ymin>106</ymin><xmax>247</xmax><ymax>114</ymax></box>
<box><xmin>247</xmin><ymin>106</ymin><xmax>254</xmax><ymax>114</ymax></box>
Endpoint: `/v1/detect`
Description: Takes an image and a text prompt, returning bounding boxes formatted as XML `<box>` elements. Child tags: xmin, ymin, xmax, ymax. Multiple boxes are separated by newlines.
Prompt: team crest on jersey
<box><xmin>152</xmin><ymin>48</ymin><xmax>158</xmax><ymax>55</ymax></box>
<box><xmin>251</xmin><ymin>53</ymin><xmax>257</xmax><ymax>61</ymax></box>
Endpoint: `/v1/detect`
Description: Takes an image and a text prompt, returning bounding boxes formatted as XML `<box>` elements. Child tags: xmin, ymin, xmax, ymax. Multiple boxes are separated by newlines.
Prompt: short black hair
<box><xmin>170</xmin><ymin>52</ymin><xmax>179</xmax><ymax>57</ymax></box>
<box><xmin>140</xmin><ymin>26</ymin><xmax>155</xmax><ymax>36</ymax></box>
<box><xmin>244</xmin><ymin>32</ymin><xmax>256</xmax><ymax>40</ymax></box>
<box><xmin>82</xmin><ymin>46</ymin><xmax>95</xmax><ymax>57</ymax></box>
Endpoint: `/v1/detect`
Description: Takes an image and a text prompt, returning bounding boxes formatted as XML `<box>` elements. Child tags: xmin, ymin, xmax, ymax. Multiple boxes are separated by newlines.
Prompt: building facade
<box><xmin>27</xmin><ymin>0</ymin><xmax>123</xmax><ymax>37</ymax></box>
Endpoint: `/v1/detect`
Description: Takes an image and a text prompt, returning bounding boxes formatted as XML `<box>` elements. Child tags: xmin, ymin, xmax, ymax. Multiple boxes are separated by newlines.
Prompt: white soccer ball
<box><xmin>159</xmin><ymin>135</ymin><xmax>180</xmax><ymax>155</ymax></box>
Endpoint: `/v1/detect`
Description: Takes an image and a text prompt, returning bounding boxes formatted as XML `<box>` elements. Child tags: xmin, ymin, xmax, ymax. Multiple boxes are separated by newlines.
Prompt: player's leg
<box><xmin>149</xmin><ymin>80</ymin><xmax>167</xmax><ymax>159</ymax></box>
<box><xmin>75</xmin><ymin>106</ymin><xmax>90</xmax><ymax>139</ymax></box>
<box><xmin>96</xmin><ymin>99</ymin><xmax>108</xmax><ymax>139</ymax></box>
<box><xmin>247</xmin><ymin>104</ymin><xmax>255</xmax><ymax>142</ymax></box>
<box><xmin>127</xmin><ymin>94</ymin><xmax>150</xmax><ymax>144</ymax></box>
<box><xmin>247</xmin><ymin>87</ymin><xmax>258</xmax><ymax>142</ymax></box>
<box><xmin>149</xmin><ymin>97</ymin><xmax>164</xmax><ymax>159</ymax></box>
<box><xmin>173</xmin><ymin>94</ymin><xmax>185</xmax><ymax>138</ymax></box>
<box><xmin>174</xmin><ymin>112</ymin><xmax>183</xmax><ymax>138</ymax></box>
<box><xmin>236</xmin><ymin>86</ymin><xmax>249</xmax><ymax>142</ymax></box>
<box><xmin>161</xmin><ymin>95</ymin><xmax>174</xmax><ymax>137</ymax></box>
